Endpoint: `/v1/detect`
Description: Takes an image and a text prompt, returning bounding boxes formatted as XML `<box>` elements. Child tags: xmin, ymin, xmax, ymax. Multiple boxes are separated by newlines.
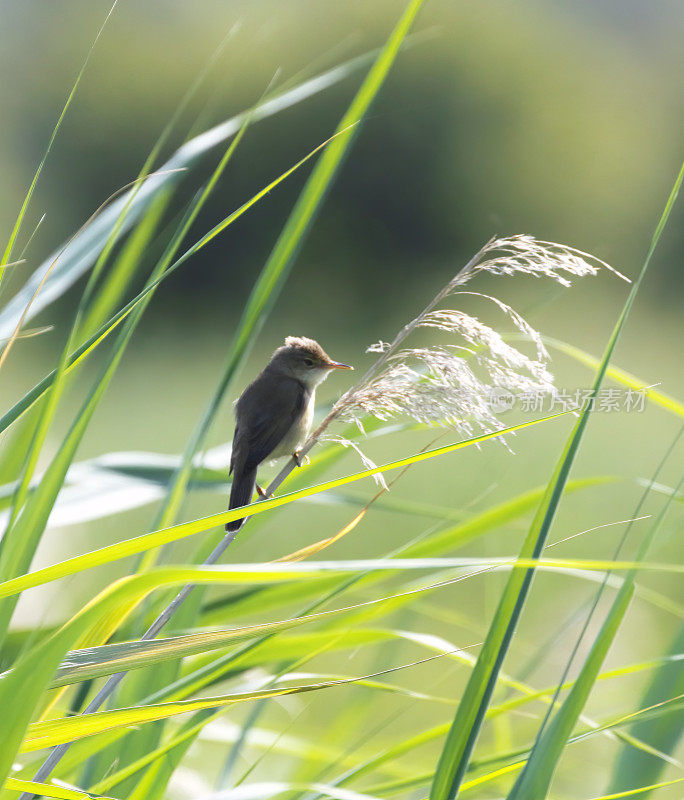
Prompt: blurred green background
<box><xmin>0</xmin><ymin>1</ymin><xmax>682</xmax><ymax>795</ymax></box>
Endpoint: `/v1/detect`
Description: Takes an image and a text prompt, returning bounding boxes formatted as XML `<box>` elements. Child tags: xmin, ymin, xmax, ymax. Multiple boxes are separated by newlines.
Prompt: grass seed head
<box><xmin>334</xmin><ymin>235</ymin><xmax>622</xmax><ymax>438</ymax></box>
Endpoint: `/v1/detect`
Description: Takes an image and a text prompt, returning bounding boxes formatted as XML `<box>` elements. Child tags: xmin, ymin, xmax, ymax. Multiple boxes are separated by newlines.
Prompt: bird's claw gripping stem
<box><xmin>293</xmin><ymin>449</ymin><xmax>309</xmax><ymax>468</ymax></box>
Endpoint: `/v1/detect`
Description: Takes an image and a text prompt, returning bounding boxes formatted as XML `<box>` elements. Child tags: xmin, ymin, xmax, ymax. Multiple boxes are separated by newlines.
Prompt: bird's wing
<box><xmin>232</xmin><ymin>376</ymin><xmax>307</xmax><ymax>470</ymax></box>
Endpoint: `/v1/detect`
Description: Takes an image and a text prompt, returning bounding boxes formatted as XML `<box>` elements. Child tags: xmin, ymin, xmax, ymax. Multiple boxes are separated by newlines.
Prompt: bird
<box><xmin>226</xmin><ymin>336</ymin><xmax>352</xmax><ymax>532</ymax></box>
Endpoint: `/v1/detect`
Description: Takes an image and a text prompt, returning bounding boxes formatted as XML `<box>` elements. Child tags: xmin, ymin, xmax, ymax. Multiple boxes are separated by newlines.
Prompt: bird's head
<box><xmin>270</xmin><ymin>336</ymin><xmax>353</xmax><ymax>387</ymax></box>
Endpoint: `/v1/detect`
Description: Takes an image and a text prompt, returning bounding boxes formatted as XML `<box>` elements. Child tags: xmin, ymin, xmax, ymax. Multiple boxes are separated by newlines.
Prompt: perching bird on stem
<box><xmin>227</xmin><ymin>336</ymin><xmax>352</xmax><ymax>532</ymax></box>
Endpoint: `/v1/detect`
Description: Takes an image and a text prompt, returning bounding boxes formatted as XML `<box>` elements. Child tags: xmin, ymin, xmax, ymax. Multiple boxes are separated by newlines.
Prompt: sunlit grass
<box><xmin>0</xmin><ymin>1</ymin><xmax>682</xmax><ymax>799</ymax></box>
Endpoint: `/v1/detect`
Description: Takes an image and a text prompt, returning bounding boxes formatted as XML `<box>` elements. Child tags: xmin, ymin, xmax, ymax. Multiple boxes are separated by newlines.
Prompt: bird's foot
<box><xmin>256</xmin><ymin>483</ymin><xmax>266</xmax><ymax>497</ymax></box>
<box><xmin>293</xmin><ymin>449</ymin><xmax>310</xmax><ymax>468</ymax></box>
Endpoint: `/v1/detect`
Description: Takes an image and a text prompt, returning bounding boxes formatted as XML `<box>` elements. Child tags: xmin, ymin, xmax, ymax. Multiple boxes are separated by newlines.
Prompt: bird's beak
<box><xmin>328</xmin><ymin>360</ymin><xmax>353</xmax><ymax>370</ymax></box>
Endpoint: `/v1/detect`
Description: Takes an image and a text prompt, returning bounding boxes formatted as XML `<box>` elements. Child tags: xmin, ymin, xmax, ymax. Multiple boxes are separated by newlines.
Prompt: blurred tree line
<box><xmin>1</xmin><ymin>0</ymin><xmax>682</xmax><ymax>328</ymax></box>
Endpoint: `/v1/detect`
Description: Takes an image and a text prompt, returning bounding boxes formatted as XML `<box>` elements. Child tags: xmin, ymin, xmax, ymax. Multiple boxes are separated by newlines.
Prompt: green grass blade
<box><xmin>607</xmin><ymin>622</ymin><xmax>684</xmax><ymax>795</ymax></box>
<box><xmin>0</xmin><ymin>564</ymin><xmax>354</xmax><ymax>784</ymax></box>
<box><xmin>76</xmin><ymin>185</ymin><xmax>168</xmax><ymax>341</ymax></box>
<box><xmin>542</xmin><ymin>336</ymin><xmax>684</xmax><ymax>418</ymax></box>
<box><xmin>429</xmin><ymin>166</ymin><xmax>684</xmax><ymax>800</ymax></box>
<box><xmin>0</xmin><ymin>414</ymin><xmax>568</xmax><ymax>601</ymax></box>
<box><xmin>88</xmin><ymin>710</ymin><xmax>217</xmax><ymax>795</ymax></box>
<box><xmin>0</xmin><ymin>130</ymin><xmax>348</xmax><ymax>439</ymax></box>
<box><xmin>0</xmin><ymin>81</ymin><xmax>264</xmax><ymax>645</ymax></box>
<box><xmin>0</xmin><ymin>566</ymin><xmax>383</xmax><ymax>784</ymax></box>
<box><xmin>506</xmin><ymin>475</ymin><xmax>684</xmax><ymax>799</ymax></box>
<box><xmin>25</xmin><ymin>658</ymin><xmax>455</xmax><ymax>754</ymax></box>
<box><xmin>47</xmin><ymin>575</ymin><xmax>491</xmax><ymax>689</ymax></box>
<box><xmin>584</xmin><ymin>778</ymin><xmax>684</xmax><ymax>800</ymax></box>
<box><xmin>0</xmin><ymin>54</ymin><xmax>371</xmax><ymax>339</ymax></box>
<box><xmin>52</xmin><ymin>619</ymin><xmax>390</xmax><ymax>691</ymax></box>
<box><xmin>206</xmin><ymin>475</ymin><xmax>614</xmax><ymax>623</ymax></box>
<box><xmin>0</xmin><ymin>1</ymin><xmax>117</xmax><ymax>287</ymax></box>
<box><xmin>502</xmin><ymin>163</ymin><xmax>684</xmax><ymax>800</ymax></box>
<box><xmin>3</xmin><ymin>776</ymin><xmax>109</xmax><ymax>800</ymax></box>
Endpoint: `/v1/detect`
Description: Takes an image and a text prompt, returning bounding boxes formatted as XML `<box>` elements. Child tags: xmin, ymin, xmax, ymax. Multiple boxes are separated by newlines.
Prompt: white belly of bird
<box><xmin>270</xmin><ymin>391</ymin><xmax>315</xmax><ymax>460</ymax></box>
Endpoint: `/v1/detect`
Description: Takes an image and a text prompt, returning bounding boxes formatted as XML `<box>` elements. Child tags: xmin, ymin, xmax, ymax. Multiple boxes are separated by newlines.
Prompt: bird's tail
<box><xmin>226</xmin><ymin>465</ymin><xmax>258</xmax><ymax>532</ymax></box>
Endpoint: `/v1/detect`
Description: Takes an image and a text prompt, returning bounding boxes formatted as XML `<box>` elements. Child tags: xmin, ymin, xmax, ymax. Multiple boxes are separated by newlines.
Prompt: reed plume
<box><xmin>332</xmin><ymin>235</ymin><xmax>626</xmax><ymax>439</ymax></box>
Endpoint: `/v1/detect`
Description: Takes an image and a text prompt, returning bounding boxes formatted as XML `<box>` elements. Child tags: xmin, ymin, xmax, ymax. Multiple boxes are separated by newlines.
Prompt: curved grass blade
<box><xmin>0</xmin><ymin>186</ymin><xmax>174</xmax><ymax>649</ymax></box>
<box><xmin>23</xmin><ymin>687</ymin><xmax>340</xmax><ymax>754</ymax></box>
<box><xmin>3</xmin><ymin>777</ymin><xmax>111</xmax><ymax>800</ymax></box>
<box><xmin>0</xmin><ymin>79</ymin><xmax>260</xmax><ymax>616</ymax></box>
<box><xmin>89</xmin><ymin>709</ymin><xmax>218</xmax><ymax>796</ymax></box>
<box><xmin>429</xmin><ymin>165</ymin><xmax>684</xmax><ymax>800</ymax></box>
<box><xmin>607</xmin><ymin>622</ymin><xmax>684</xmax><ymax>796</ymax></box>
<box><xmin>0</xmin><ymin>569</ymin><xmax>226</xmax><ymax>784</ymax></box>
<box><xmin>542</xmin><ymin>336</ymin><xmax>684</xmax><ymax>419</ymax></box>
<box><xmin>584</xmin><ymin>778</ymin><xmax>684</xmax><ymax>800</ymax></box>
<box><xmin>0</xmin><ymin>565</ymin><xmax>402</xmax><ymax>784</ymax></box>
<box><xmin>0</xmin><ymin>129</ymin><xmax>349</xmax><ymax>439</ymax></box>
<box><xmin>24</xmin><ymin>651</ymin><xmax>454</xmax><ymax>754</ymax></box>
<box><xmin>20</xmin><ymin>553</ymin><xmax>674</xmax><ymax>690</ymax></box>
<box><xmin>0</xmin><ymin>1</ymin><xmax>118</xmax><ymax>288</ymax></box>
<box><xmin>506</xmin><ymin>472</ymin><xmax>684</xmax><ymax>799</ymax></box>
<box><xmin>47</xmin><ymin>574</ymin><xmax>478</xmax><ymax>689</ymax></box>
<box><xmin>205</xmin><ymin>475</ymin><xmax>615</xmax><ymax>623</ymax></box>
<box><xmin>0</xmin><ymin>55</ymin><xmax>372</xmax><ymax>340</ymax></box>
<box><xmin>0</xmin><ymin>413</ymin><xmax>569</xmax><ymax>601</ymax></box>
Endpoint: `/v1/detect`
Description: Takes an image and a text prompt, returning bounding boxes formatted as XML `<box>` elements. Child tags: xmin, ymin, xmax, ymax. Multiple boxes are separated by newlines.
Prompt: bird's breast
<box><xmin>269</xmin><ymin>390</ymin><xmax>315</xmax><ymax>459</ymax></box>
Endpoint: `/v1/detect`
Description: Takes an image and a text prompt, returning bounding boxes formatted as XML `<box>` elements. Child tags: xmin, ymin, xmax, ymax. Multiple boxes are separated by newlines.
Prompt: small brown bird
<box><xmin>226</xmin><ymin>336</ymin><xmax>352</xmax><ymax>532</ymax></box>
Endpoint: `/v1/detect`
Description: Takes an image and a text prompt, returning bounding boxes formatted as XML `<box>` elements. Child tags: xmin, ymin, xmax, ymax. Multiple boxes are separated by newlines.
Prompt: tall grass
<box><xmin>0</xmin><ymin>2</ymin><xmax>682</xmax><ymax>800</ymax></box>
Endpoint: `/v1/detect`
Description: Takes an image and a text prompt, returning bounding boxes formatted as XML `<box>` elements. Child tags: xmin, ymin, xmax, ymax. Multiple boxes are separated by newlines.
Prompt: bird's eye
<box><xmin>303</xmin><ymin>357</ymin><xmax>314</xmax><ymax>367</ymax></box>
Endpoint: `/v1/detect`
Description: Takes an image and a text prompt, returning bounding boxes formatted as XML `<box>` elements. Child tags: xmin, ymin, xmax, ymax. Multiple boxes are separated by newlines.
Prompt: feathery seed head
<box><xmin>332</xmin><ymin>235</ymin><xmax>623</xmax><ymax>438</ymax></box>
